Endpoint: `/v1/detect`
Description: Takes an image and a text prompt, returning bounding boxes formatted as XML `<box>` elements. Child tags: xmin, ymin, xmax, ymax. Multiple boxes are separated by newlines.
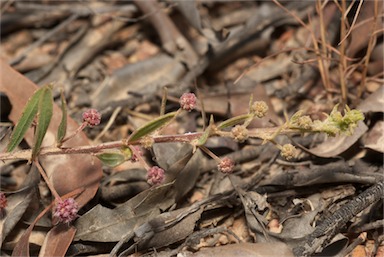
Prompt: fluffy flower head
<box><xmin>53</xmin><ymin>198</ymin><xmax>79</xmax><ymax>224</ymax></box>
<box><xmin>82</xmin><ymin>109</ymin><xmax>101</xmax><ymax>127</ymax></box>
<box><xmin>180</xmin><ymin>93</ymin><xmax>197</xmax><ymax>111</ymax></box>
<box><xmin>147</xmin><ymin>166</ymin><xmax>165</xmax><ymax>186</ymax></box>
<box><xmin>218</xmin><ymin>157</ymin><xmax>235</xmax><ymax>173</ymax></box>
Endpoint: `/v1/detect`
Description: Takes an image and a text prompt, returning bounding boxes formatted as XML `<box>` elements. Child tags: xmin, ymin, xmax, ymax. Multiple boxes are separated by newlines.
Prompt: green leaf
<box><xmin>97</xmin><ymin>152</ymin><xmax>126</xmax><ymax>167</ymax></box>
<box><xmin>31</xmin><ymin>85</ymin><xmax>53</xmax><ymax>160</ymax></box>
<box><xmin>56</xmin><ymin>89</ymin><xmax>67</xmax><ymax>146</ymax></box>
<box><xmin>196</xmin><ymin>115</ymin><xmax>214</xmax><ymax>146</ymax></box>
<box><xmin>7</xmin><ymin>87</ymin><xmax>44</xmax><ymax>152</ymax></box>
<box><xmin>121</xmin><ymin>146</ymin><xmax>133</xmax><ymax>160</ymax></box>
<box><xmin>217</xmin><ymin>114</ymin><xmax>253</xmax><ymax>129</ymax></box>
<box><xmin>128</xmin><ymin>111</ymin><xmax>177</xmax><ymax>142</ymax></box>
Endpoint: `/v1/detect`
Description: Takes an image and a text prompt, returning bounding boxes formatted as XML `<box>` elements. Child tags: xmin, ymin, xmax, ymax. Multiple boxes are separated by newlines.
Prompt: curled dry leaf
<box><xmin>363</xmin><ymin>121</ymin><xmax>384</xmax><ymax>153</ymax></box>
<box><xmin>357</xmin><ymin>86</ymin><xmax>384</xmax><ymax>113</ymax></box>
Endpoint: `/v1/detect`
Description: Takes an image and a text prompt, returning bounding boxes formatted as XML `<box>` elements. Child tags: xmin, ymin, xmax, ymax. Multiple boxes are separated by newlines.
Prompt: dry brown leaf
<box><xmin>357</xmin><ymin>86</ymin><xmax>384</xmax><ymax>113</ymax></box>
<box><xmin>38</xmin><ymin>224</ymin><xmax>76</xmax><ymax>257</ymax></box>
<box><xmin>363</xmin><ymin>121</ymin><xmax>384</xmax><ymax>153</ymax></box>
<box><xmin>0</xmin><ymin>188</ymin><xmax>35</xmax><ymax>249</ymax></box>
<box><xmin>136</xmin><ymin>207</ymin><xmax>204</xmax><ymax>250</ymax></box>
<box><xmin>347</xmin><ymin>1</ymin><xmax>384</xmax><ymax>58</ymax></box>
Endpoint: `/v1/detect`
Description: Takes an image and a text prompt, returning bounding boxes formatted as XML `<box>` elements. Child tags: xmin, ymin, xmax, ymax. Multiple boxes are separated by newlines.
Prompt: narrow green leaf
<box><xmin>217</xmin><ymin>114</ymin><xmax>253</xmax><ymax>129</ymax></box>
<box><xmin>7</xmin><ymin>88</ymin><xmax>44</xmax><ymax>152</ymax></box>
<box><xmin>56</xmin><ymin>89</ymin><xmax>67</xmax><ymax>145</ymax></box>
<box><xmin>128</xmin><ymin>111</ymin><xmax>177</xmax><ymax>142</ymax></box>
<box><xmin>97</xmin><ymin>152</ymin><xmax>126</xmax><ymax>167</ymax></box>
<box><xmin>196</xmin><ymin>115</ymin><xmax>214</xmax><ymax>146</ymax></box>
<box><xmin>31</xmin><ymin>85</ymin><xmax>53</xmax><ymax>160</ymax></box>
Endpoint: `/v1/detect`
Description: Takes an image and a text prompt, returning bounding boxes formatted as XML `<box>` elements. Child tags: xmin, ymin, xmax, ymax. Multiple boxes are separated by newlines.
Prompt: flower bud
<box><xmin>297</xmin><ymin>116</ymin><xmax>313</xmax><ymax>130</ymax></box>
<box><xmin>250</xmin><ymin>101</ymin><xmax>268</xmax><ymax>118</ymax></box>
<box><xmin>180</xmin><ymin>93</ymin><xmax>197</xmax><ymax>111</ymax></box>
<box><xmin>231</xmin><ymin>125</ymin><xmax>249</xmax><ymax>143</ymax></box>
<box><xmin>218</xmin><ymin>157</ymin><xmax>235</xmax><ymax>173</ymax></box>
<box><xmin>140</xmin><ymin>135</ymin><xmax>155</xmax><ymax>149</ymax></box>
<box><xmin>280</xmin><ymin>144</ymin><xmax>297</xmax><ymax>160</ymax></box>
<box><xmin>147</xmin><ymin>166</ymin><xmax>165</xmax><ymax>186</ymax></box>
<box><xmin>53</xmin><ymin>198</ymin><xmax>79</xmax><ymax>224</ymax></box>
<box><xmin>82</xmin><ymin>109</ymin><xmax>101</xmax><ymax>127</ymax></box>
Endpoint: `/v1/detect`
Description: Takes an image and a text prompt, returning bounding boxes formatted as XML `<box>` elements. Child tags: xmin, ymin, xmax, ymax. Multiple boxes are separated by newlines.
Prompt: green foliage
<box><xmin>6</xmin><ymin>85</ymin><xmax>49</xmax><ymax>153</ymax></box>
<box><xmin>57</xmin><ymin>89</ymin><xmax>68</xmax><ymax>146</ymax></box>
<box><xmin>128</xmin><ymin>111</ymin><xmax>178</xmax><ymax>143</ymax></box>
<box><xmin>31</xmin><ymin>85</ymin><xmax>53</xmax><ymax>160</ymax></box>
<box><xmin>97</xmin><ymin>147</ymin><xmax>132</xmax><ymax>167</ymax></box>
<box><xmin>195</xmin><ymin>115</ymin><xmax>214</xmax><ymax>146</ymax></box>
<box><xmin>217</xmin><ymin>114</ymin><xmax>253</xmax><ymax>129</ymax></box>
<box><xmin>312</xmin><ymin>105</ymin><xmax>364</xmax><ymax>136</ymax></box>
<box><xmin>97</xmin><ymin>152</ymin><xmax>127</xmax><ymax>167</ymax></box>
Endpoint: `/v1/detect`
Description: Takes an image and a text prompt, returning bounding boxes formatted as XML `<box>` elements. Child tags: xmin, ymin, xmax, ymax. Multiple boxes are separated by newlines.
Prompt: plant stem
<box><xmin>34</xmin><ymin>160</ymin><xmax>61</xmax><ymax>200</ymax></box>
<box><xmin>59</xmin><ymin>122</ymin><xmax>87</xmax><ymax>145</ymax></box>
<box><xmin>0</xmin><ymin>126</ymin><xmax>324</xmax><ymax>161</ymax></box>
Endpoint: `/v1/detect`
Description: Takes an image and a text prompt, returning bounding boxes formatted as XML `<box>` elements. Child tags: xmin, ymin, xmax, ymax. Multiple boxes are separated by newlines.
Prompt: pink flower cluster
<box><xmin>179</xmin><ymin>93</ymin><xmax>197</xmax><ymax>111</ymax></box>
<box><xmin>53</xmin><ymin>198</ymin><xmax>79</xmax><ymax>224</ymax></box>
<box><xmin>147</xmin><ymin>166</ymin><xmax>165</xmax><ymax>186</ymax></box>
<box><xmin>218</xmin><ymin>157</ymin><xmax>235</xmax><ymax>173</ymax></box>
<box><xmin>82</xmin><ymin>109</ymin><xmax>101</xmax><ymax>127</ymax></box>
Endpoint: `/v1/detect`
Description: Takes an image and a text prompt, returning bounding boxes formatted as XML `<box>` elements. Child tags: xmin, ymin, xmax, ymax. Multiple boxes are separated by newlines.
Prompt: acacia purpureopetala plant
<box><xmin>1</xmin><ymin>84</ymin><xmax>364</xmax><ymax>223</ymax></box>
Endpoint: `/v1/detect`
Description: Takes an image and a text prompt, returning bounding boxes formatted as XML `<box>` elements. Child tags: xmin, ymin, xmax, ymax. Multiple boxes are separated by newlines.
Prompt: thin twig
<box><xmin>339</xmin><ymin>0</ymin><xmax>348</xmax><ymax>105</ymax></box>
<box><xmin>339</xmin><ymin>0</ymin><xmax>364</xmax><ymax>46</ymax></box>
<box><xmin>357</xmin><ymin>0</ymin><xmax>379</xmax><ymax>98</ymax></box>
<box><xmin>95</xmin><ymin>106</ymin><xmax>122</xmax><ymax>142</ymax></box>
<box><xmin>34</xmin><ymin>160</ymin><xmax>61</xmax><ymax>200</ymax></box>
